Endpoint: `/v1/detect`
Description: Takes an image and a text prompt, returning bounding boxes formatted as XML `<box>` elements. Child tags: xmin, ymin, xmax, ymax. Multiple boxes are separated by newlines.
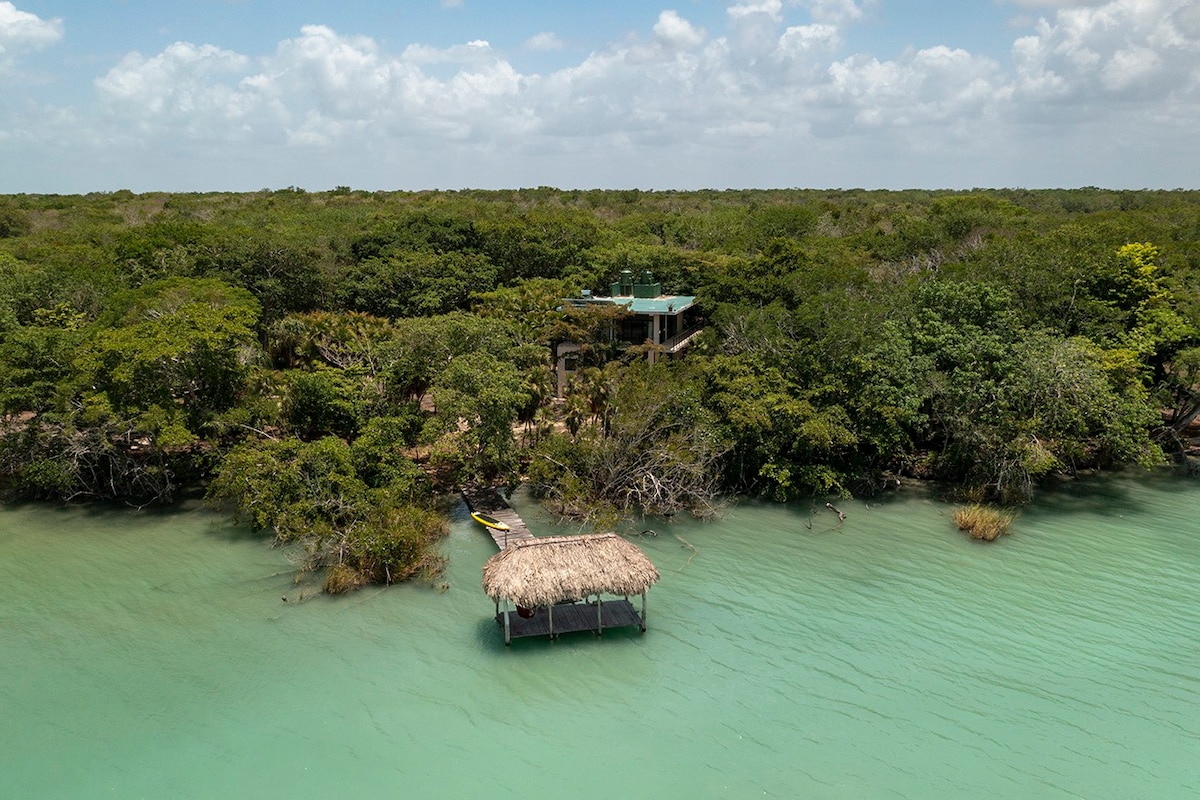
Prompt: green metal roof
<box><xmin>567</xmin><ymin>294</ymin><xmax>695</xmax><ymax>315</ymax></box>
<box><xmin>616</xmin><ymin>295</ymin><xmax>695</xmax><ymax>314</ymax></box>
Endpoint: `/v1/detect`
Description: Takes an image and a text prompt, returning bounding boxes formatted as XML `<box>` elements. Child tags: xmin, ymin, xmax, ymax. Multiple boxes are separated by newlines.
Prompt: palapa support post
<box><xmin>548</xmin><ymin>604</ymin><xmax>555</xmax><ymax>640</ymax></box>
<box><xmin>596</xmin><ymin>594</ymin><xmax>603</xmax><ymax>636</ymax></box>
<box><xmin>640</xmin><ymin>590</ymin><xmax>647</xmax><ymax>632</ymax></box>
<box><xmin>502</xmin><ymin>599</ymin><xmax>511</xmax><ymax>646</ymax></box>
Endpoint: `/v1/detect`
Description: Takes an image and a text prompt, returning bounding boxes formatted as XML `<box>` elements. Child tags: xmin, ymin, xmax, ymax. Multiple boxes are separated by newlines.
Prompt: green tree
<box><xmin>865</xmin><ymin>281</ymin><xmax>1162</xmax><ymax>501</ymax></box>
<box><xmin>1106</xmin><ymin>243</ymin><xmax>1197</xmax><ymax>375</ymax></box>
<box><xmin>0</xmin><ymin>314</ymin><xmax>83</xmax><ymax>414</ymax></box>
<box><xmin>283</xmin><ymin>367</ymin><xmax>364</xmax><ymax>439</ymax></box>
<box><xmin>74</xmin><ymin>278</ymin><xmax>261</xmax><ymax>435</ymax></box>
<box><xmin>0</xmin><ymin>413</ymin><xmax>181</xmax><ymax>502</ymax></box>
<box><xmin>427</xmin><ymin>352</ymin><xmax>529</xmax><ymax>484</ymax></box>
<box><xmin>477</xmin><ymin>207</ymin><xmax>601</xmax><ymax>282</ymax></box>
<box><xmin>266</xmin><ymin>310</ymin><xmax>394</xmax><ymax>371</ymax></box>
<box><xmin>471</xmin><ymin>278</ymin><xmax>574</xmax><ymax>345</ymax></box>
<box><xmin>529</xmin><ymin>361</ymin><xmax>726</xmax><ymax>523</ymax></box>
<box><xmin>209</xmin><ymin>436</ymin><xmax>369</xmax><ymax>541</ymax></box>
<box><xmin>378</xmin><ymin>312</ymin><xmax>522</xmax><ymax>404</ymax></box>
<box><xmin>701</xmin><ymin>353</ymin><xmax>857</xmax><ymax>499</ymax></box>
<box><xmin>351</xmin><ymin>415</ymin><xmax>427</xmax><ymax>495</ymax></box>
<box><xmin>0</xmin><ymin>204</ymin><xmax>30</xmax><ymax>238</ymax></box>
<box><xmin>0</xmin><ymin>245</ymin><xmax>125</xmax><ymax>324</ymax></box>
<box><xmin>1159</xmin><ymin>346</ymin><xmax>1200</xmax><ymax>449</ymax></box>
<box><xmin>206</xmin><ymin>238</ymin><xmax>331</xmax><ymax>324</ymax></box>
<box><xmin>350</xmin><ymin>210</ymin><xmax>483</xmax><ymax>261</ymax></box>
<box><xmin>337</xmin><ymin>251</ymin><xmax>499</xmax><ymax>318</ymax></box>
<box><xmin>207</xmin><ymin>436</ymin><xmax>445</xmax><ymax>592</ymax></box>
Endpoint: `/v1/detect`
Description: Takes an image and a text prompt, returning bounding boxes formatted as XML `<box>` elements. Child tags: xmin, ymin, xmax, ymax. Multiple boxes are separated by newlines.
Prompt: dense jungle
<box><xmin>2</xmin><ymin>187</ymin><xmax>1198</xmax><ymax>590</ymax></box>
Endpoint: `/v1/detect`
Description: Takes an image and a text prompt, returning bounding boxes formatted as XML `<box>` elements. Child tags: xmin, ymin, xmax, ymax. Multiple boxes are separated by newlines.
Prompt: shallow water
<box><xmin>2</xmin><ymin>474</ymin><xmax>1198</xmax><ymax>798</ymax></box>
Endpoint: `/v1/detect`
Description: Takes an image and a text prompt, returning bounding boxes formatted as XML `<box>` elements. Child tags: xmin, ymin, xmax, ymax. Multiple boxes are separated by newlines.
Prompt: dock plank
<box><xmin>497</xmin><ymin>599</ymin><xmax>644</xmax><ymax>640</ymax></box>
<box><xmin>462</xmin><ymin>486</ymin><xmax>534</xmax><ymax>549</ymax></box>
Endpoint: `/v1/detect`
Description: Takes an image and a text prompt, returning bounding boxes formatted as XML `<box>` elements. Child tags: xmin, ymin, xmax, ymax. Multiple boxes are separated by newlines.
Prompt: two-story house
<box><xmin>556</xmin><ymin>269</ymin><xmax>703</xmax><ymax>394</ymax></box>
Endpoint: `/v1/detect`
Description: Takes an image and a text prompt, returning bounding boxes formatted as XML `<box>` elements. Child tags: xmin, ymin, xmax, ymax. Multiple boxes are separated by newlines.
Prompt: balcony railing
<box><xmin>662</xmin><ymin>326</ymin><xmax>703</xmax><ymax>353</ymax></box>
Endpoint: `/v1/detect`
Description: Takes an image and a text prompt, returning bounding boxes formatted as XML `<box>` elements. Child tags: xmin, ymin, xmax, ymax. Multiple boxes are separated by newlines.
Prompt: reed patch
<box><xmin>953</xmin><ymin>504</ymin><xmax>1015</xmax><ymax>541</ymax></box>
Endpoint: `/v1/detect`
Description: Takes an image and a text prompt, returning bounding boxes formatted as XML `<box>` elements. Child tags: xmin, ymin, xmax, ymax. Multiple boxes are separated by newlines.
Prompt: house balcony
<box><xmin>662</xmin><ymin>325</ymin><xmax>703</xmax><ymax>354</ymax></box>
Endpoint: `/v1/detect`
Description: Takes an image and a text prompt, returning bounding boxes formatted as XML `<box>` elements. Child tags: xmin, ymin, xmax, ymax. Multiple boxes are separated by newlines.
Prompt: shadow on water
<box><xmin>0</xmin><ymin>496</ymin><xmax>150</xmax><ymax>520</ymax></box>
<box><xmin>751</xmin><ymin>467</ymin><xmax>1197</xmax><ymax>524</ymax></box>
<box><xmin>2</xmin><ymin>495</ymin><xmax>264</xmax><ymax>543</ymax></box>
<box><xmin>1023</xmin><ymin>466</ymin><xmax>1195</xmax><ymax>517</ymax></box>
<box><xmin>469</xmin><ymin>613</ymin><xmax>648</xmax><ymax>656</ymax></box>
<box><xmin>198</xmin><ymin>515</ymin><xmax>265</xmax><ymax>544</ymax></box>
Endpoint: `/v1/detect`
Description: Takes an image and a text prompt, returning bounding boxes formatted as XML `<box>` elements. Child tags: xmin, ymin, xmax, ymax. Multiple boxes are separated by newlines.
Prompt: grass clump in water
<box><xmin>953</xmin><ymin>504</ymin><xmax>1015</xmax><ymax>541</ymax></box>
<box><xmin>324</xmin><ymin>563</ymin><xmax>368</xmax><ymax>594</ymax></box>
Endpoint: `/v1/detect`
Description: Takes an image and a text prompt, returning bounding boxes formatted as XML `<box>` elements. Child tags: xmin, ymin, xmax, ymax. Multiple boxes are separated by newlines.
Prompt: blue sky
<box><xmin>2</xmin><ymin>0</ymin><xmax>1198</xmax><ymax>192</ymax></box>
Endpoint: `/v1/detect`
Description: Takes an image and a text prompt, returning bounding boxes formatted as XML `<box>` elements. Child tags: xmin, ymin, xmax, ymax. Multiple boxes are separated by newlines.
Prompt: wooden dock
<box><xmin>461</xmin><ymin>485</ymin><xmax>534</xmax><ymax>550</ymax></box>
<box><xmin>498</xmin><ymin>599</ymin><xmax>645</xmax><ymax>642</ymax></box>
<box><xmin>467</xmin><ymin>486</ymin><xmax>651</xmax><ymax>643</ymax></box>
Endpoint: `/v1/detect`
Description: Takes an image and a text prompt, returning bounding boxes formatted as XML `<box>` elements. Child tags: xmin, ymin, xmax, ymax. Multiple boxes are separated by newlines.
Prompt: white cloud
<box><xmin>96</xmin><ymin>42</ymin><xmax>251</xmax><ymax>103</ymax></box>
<box><xmin>74</xmin><ymin>3</ymin><xmax>1200</xmax><ymax>153</ymax></box>
<box><xmin>799</xmin><ymin>0</ymin><xmax>868</xmax><ymax>26</ymax></box>
<box><xmin>80</xmin><ymin>5</ymin><xmax>1188</xmax><ymax>166</ymax></box>
<box><xmin>9</xmin><ymin>1</ymin><xmax>1200</xmax><ymax>190</ymax></box>
<box><xmin>824</xmin><ymin>46</ymin><xmax>1004</xmax><ymax>131</ymax></box>
<box><xmin>403</xmin><ymin>36</ymin><xmax>499</xmax><ymax>66</ymax></box>
<box><xmin>524</xmin><ymin>32</ymin><xmax>564</xmax><ymax>52</ymax></box>
<box><xmin>653</xmin><ymin>11</ymin><xmax>707</xmax><ymax>50</ymax></box>
<box><xmin>1011</xmin><ymin>0</ymin><xmax>1200</xmax><ymax>108</ymax></box>
<box><xmin>1006</xmin><ymin>0</ymin><xmax>1109</xmax><ymax>7</ymax></box>
<box><xmin>0</xmin><ymin>1</ymin><xmax>63</xmax><ymax>73</ymax></box>
<box><xmin>94</xmin><ymin>42</ymin><xmax>256</xmax><ymax>141</ymax></box>
<box><xmin>1101</xmin><ymin>44</ymin><xmax>1161</xmax><ymax>90</ymax></box>
<box><xmin>728</xmin><ymin>0</ymin><xmax>784</xmax><ymax>22</ymax></box>
<box><xmin>779</xmin><ymin>23</ymin><xmax>840</xmax><ymax>55</ymax></box>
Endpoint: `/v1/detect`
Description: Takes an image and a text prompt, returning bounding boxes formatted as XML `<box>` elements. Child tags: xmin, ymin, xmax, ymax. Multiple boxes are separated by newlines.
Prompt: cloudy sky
<box><xmin>2</xmin><ymin>0</ymin><xmax>1198</xmax><ymax>193</ymax></box>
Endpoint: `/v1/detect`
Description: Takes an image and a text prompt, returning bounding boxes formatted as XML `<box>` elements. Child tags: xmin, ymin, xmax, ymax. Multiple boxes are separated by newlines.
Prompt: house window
<box><xmin>618</xmin><ymin>317</ymin><xmax>649</xmax><ymax>344</ymax></box>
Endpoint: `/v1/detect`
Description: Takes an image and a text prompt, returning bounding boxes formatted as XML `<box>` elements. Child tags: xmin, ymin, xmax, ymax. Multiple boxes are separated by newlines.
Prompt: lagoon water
<box><xmin>2</xmin><ymin>474</ymin><xmax>1198</xmax><ymax>798</ymax></box>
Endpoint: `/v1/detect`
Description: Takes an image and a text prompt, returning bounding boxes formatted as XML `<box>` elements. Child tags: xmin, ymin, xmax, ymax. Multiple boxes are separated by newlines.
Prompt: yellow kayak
<box><xmin>471</xmin><ymin>511</ymin><xmax>510</xmax><ymax>532</ymax></box>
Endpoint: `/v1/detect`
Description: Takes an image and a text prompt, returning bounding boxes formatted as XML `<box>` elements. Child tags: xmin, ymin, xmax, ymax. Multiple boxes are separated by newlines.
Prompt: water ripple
<box><xmin>3</xmin><ymin>478</ymin><xmax>1199</xmax><ymax>798</ymax></box>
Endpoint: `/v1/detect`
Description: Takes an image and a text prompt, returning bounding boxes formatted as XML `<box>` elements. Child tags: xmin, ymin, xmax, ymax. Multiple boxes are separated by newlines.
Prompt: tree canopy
<box><xmin>3</xmin><ymin>186</ymin><xmax>1198</xmax><ymax>591</ymax></box>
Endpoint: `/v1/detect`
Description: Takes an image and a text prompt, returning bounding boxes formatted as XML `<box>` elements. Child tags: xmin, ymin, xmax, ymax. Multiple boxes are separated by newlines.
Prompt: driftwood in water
<box><xmin>805</xmin><ymin>502</ymin><xmax>847</xmax><ymax>533</ymax></box>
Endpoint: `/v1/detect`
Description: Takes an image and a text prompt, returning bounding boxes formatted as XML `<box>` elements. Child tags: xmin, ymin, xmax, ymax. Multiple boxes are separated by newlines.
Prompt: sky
<box><xmin>1</xmin><ymin>0</ymin><xmax>1198</xmax><ymax>193</ymax></box>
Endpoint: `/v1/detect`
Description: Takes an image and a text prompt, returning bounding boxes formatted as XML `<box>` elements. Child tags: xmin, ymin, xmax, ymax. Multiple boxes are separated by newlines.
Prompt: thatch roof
<box><xmin>481</xmin><ymin>533</ymin><xmax>660</xmax><ymax>608</ymax></box>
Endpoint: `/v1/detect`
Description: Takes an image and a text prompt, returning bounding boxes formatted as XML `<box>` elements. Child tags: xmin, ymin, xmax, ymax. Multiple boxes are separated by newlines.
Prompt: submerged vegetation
<box><xmin>1</xmin><ymin>187</ymin><xmax>1198</xmax><ymax>589</ymax></box>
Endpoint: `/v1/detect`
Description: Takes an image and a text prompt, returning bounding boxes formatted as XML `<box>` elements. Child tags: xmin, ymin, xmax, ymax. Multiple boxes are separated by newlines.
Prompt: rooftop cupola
<box><xmin>612</xmin><ymin>269</ymin><xmax>635</xmax><ymax>296</ymax></box>
<box><xmin>633</xmin><ymin>269</ymin><xmax>661</xmax><ymax>298</ymax></box>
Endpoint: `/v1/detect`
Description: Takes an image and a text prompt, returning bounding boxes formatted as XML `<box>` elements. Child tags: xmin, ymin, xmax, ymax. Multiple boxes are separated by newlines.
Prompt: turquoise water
<box><xmin>2</xmin><ymin>474</ymin><xmax>1198</xmax><ymax>798</ymax></box>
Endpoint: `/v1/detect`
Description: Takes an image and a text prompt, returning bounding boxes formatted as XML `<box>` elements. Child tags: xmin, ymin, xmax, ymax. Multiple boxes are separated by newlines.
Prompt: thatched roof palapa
<box><xmin>481</xmin><ymin>533</ymin><xmax>660</xmax><ymax>608</ymax></box>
